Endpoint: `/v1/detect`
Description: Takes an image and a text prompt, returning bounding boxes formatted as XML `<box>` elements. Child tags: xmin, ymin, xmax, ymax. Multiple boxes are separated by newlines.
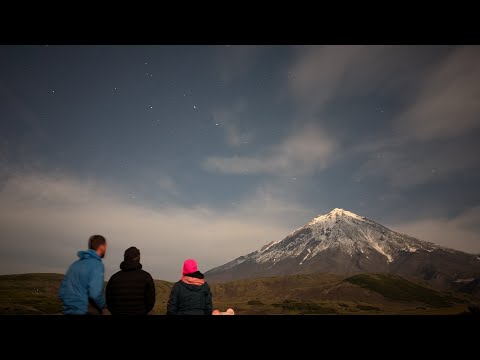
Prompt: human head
<box><xmin>124</xmin><ymin>246</ymin><xmax>140</xmax><ymax>262</ymax></box>
<box><xmin>88</xmin><ymin>235</ymin><xmax>107</xmax><ymax>258</ymax></box>
<box><xmin>182</xmin><ymin>259</ymin><xmax>198</xmax><ymax>275</ymax></box>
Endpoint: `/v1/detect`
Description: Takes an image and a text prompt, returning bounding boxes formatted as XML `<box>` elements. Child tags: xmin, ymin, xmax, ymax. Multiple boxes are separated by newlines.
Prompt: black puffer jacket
<box><xmin>106</xmin><ymin>260</ymin><xmax>156</xmax><ymax>315</ymax></box>
<box><xmin>167</xmin><ymin>272</ymin><xmax>213</xmax><ymax>315</ymax></box>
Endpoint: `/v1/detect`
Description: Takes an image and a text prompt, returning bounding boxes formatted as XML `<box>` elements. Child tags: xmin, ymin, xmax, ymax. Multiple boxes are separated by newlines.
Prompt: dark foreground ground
<box><xmin>1</xmin><ymin>272</ymin><xmax>479</xmax><ymax>315</ymax></box>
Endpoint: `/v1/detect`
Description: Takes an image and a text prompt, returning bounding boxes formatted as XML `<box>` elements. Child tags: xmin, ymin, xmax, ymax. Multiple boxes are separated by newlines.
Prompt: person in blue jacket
<box><xmin>59</xmin><ymin>235</ymin><xmax>107</xmax><ymax>315</ymax></box>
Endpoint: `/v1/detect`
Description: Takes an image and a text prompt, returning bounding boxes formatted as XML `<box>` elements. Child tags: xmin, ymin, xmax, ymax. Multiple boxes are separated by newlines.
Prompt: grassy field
<box><xmin>0</xmin><ymin>272</ymin><xmax>477</xmax><ymax>315</ymax></box>
<box><xmin>0</xmin><ymin>273</ymin><xmax>64</xmax><ymax>314</ymax></box>
<box><xmin>345</xmin><ymin>273</ymin><xmax>451</xmax><ymax>307</ymax></box>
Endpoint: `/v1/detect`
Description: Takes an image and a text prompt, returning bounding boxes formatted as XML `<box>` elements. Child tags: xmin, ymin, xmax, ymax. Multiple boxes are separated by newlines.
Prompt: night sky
<box><xmin>1</xmin><ymin>45</ymin><xmax>479</xmax><ymax>281</ymax></box>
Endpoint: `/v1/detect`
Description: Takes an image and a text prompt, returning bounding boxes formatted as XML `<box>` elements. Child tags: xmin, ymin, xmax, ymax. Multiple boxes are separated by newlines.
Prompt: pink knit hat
<box><xmin>182</xmin><ymin>259</ymin><xmax>198</xmax><ymax>275</ymax></box>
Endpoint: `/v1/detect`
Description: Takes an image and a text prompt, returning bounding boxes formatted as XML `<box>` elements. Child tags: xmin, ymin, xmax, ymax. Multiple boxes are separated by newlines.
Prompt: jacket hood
<box><xmin>179</xmin><ymin>278</ymin><xmax>208</xmax><ymax>292</ymax></box>
<box><xmin>120</xmin><ymin>260</ymin><xmax>142</xmax><ymax>271</ymax></box>
<box><xmin>77</xmin><ymin>249</ymin><xmax>102</xmax><ymax>261</ymax></box>
<box><xmin>181</xmin><ymin>275</ymin><xmax>205</xmax><ymax>286</ymax></box>
<box><xmin>183</xmin><ymin>271</ymin><xmax>204</xmax><ymax>279</ymax></box>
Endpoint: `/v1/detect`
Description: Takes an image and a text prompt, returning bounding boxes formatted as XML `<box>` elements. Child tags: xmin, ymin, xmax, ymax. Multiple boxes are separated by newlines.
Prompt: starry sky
<box><xmin>1</xmin><ymin>45</ymin><xmax>479</xmax><ymax>281</ymax></box>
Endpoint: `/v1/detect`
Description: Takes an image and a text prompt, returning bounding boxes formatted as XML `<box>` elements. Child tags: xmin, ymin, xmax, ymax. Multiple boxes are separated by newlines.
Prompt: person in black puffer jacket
<box><xmin>106</xmin><ymin>247</ymin><xmax>156</xmax><ymax>315</ymax></box>
<box><xmin>167</xmin><ymin>258</ymin><xmax>213</xmax><ymax>315</ymax></box>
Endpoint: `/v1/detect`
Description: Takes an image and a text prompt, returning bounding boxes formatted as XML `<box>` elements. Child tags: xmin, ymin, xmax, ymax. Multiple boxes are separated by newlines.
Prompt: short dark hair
<box><xmin>88</xmin><ymin>235</ymin><xmax>106</xmax><ymax>250</ymax></box>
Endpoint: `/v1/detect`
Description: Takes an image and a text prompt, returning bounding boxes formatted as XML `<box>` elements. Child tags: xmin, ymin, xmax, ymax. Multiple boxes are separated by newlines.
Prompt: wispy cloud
<box><xmin>211</xmin><ymin>99</ymin><xmax>253</xmax><ymax>147</ymax></box>
<box><xmin>216</xmin><ymin>45</ymin><xmax>263</xmax><ymax>83</ymax></box>
<box><xmin>157</xmin><ymin>175</ymin><xmax>180</xmax><ymax>197</ymax></box>
<box><xmin>396</xmin><ymin>46</ymin><xmax>480</xmax><ymax>140</ymax></box>
<box><xmin>356</xmin><ymin>139</ymin><xmax>479</xmax><ymax>188</ymax></box>
<box><xmin>0</xmin><ymin>83</ymin><xmax>49</xmax><ymax>150</ymax></box>
<box><xmin>0</xmin><ymin>171</ymin><xmax>311</xmax><ymax>280</ymax></box>
<box><xmin>203</xmin><ymin>124</ymin><xmax>337</xmax><ymax>176</ymax></box>
<box><xmin>390</xmin><ymin>207</ymin><xmax>480</xmax><ymax>254</ymax></box>
<box><xmin>332</xmin><ymin>46</ymin><xmax>480</xmax><ymax>188</ymax></box>
<box><xmin>289</xmin><ymin>45</ymin><xmax>433</xmax><ymax>112</ymax></box>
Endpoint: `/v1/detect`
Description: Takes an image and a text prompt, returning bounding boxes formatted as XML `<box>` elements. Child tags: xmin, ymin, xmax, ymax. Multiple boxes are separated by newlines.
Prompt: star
<box><xmin>150</xmin><ymin>106</ymin><xmax>153</xmax><ymax>109</ymax></box>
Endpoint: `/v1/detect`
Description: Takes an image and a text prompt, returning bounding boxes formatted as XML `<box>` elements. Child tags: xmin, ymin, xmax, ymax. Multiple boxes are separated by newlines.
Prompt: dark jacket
<box><xmin>106</xmin><ymin>260</ymin><xmax>156</xmax><ymax>315</ymax></box>
<box><xmin>167</xmin><ymin>271</ymin><xmax>213</xmax><ymax>315</ymax></box>
<box><xmin>59</xmin><ymin>250</ymin><xmax>105</xmax><ymax>315</ymax></box>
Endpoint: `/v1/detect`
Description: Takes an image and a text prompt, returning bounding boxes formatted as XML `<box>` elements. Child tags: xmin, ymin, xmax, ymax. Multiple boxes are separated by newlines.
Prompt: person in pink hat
<box><xmin>166</xmin><ymin>258</ymin><xmax>213</xmax><ymax>315</ymax></box>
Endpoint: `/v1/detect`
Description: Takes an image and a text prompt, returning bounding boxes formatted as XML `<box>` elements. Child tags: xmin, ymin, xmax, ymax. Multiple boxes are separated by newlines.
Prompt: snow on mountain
<box><xmin>206</xmin><ymin>209</ymin><xmax>480</xmax><ymax>290</ymax></box>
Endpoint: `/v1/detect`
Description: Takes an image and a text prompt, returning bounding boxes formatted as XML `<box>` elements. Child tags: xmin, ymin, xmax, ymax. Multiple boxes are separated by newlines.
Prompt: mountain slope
<box><xmin>205</xmin><ymin>208</ymin><xmax>480</xmax><ymax>291</ymax></box>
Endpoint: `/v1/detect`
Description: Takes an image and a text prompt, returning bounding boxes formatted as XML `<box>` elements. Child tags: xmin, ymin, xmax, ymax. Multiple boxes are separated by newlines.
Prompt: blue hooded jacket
<box><xmin>58</xmin><ymin>249</ymin><xmax>106</xmax><ymax>314</ymax></box>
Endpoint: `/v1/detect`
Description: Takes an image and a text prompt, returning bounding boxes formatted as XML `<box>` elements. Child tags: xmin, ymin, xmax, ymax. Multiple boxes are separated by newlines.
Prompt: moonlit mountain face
<box><xmin>206</xmin><ymin>209</ymin><xmax>480</xmax><ymax>290</ymax></box>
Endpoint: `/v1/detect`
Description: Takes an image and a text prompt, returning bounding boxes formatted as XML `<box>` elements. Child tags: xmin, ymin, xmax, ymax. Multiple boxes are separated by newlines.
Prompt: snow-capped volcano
<box><xmin>205</xmin><ymin>209</ymin><xmax>480</xmax><ymax>290</ymax></box>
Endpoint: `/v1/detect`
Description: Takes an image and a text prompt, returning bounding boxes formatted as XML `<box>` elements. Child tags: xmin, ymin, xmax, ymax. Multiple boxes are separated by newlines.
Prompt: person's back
<box><xmin>58</xmin><ymin>235</ymin><xmax>107</xmax><ymax>315</ymax></box>
<box><xmin>106</xmin><ymin>247</ymin><xmax>156</xmax><ymax>315</ymax></box>
<box><xmin>167</xmin><ymin>259</ymin><xmax>212</xmax><ymax>315</ymax></box>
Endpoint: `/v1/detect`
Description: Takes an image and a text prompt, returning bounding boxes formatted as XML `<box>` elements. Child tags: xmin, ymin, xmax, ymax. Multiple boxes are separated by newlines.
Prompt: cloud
<box><xmin>349</xmin><ymin>46</ymin><xmax>480</xmax><ymax>188</ymax></box>
<box><xmin>0</xmin><ymin>83</ymin><xmax>49</xmax><ymax>151</ymax></box>
<box><xmin>230</xmin><ymin>183</ymin><xmax>313</xmax><ymax>220</ymax></box>
<box><xmin>389</xmin><ymin>207</ymin><xmax>480</xmax><ymax>254</ymax></box>
<box><xmin>289</xmin><ymin>45</ymin><xmax>433</xmax><ymax>112</ymax></box>
<box><xmin>157</xmin><ymin>175</ymin><xmax>179</xmax><ymax>197</ymax></box>
<box><xmin>216</xmin><ymin>45</ymin><xmax>263</xmax><ymax>83</ymax></box>
<box><xmin>289</xmin><ymin>45</ymin><xmax>480</xmax><ymax>140</ymax></box>
<box><xmin>0</xmin><ymin>172</ymin><xmax>311</xmax><ymax>281</ymax></box>
<box><xmin>356</xmin><ymin>139</ymin><xmax>480</xmax><ymax>188</ymax></box>
<box><xmin>211</xmin><ymin>99</ymin><xmax>253</xmax><ymax>147</ymax></box>
<box><xmin>396</xmin><ymin>46</ymin><xmax>480</xmax><ymax>140</ymax></box>
<box><xmin>203</xmin><ymin>124</ymin><xmax>337</xmax><ymax>175</ymax></box>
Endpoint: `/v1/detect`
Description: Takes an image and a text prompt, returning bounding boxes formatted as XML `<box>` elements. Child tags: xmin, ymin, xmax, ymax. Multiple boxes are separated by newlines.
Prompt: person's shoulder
<box><xmin>108</xmin><ymin>270</ymin><xmax>122</xmax><ymax>280</ymax></box>
<box><xmin>202</xmin><ymin>282</ymin><xmax>211</xmax><ymax>289</ymax></box>
<box><xmin>139</xmin><ymin>269</ymin><xmax>154</xmax><ymax>279</ymax></box>
<box><xmin>84</xmin><ymin>257</ymin><xmax>103</xmax><ymax>268</ymax></box>
<box><xmin>172</xmin><ymin>280</ymin><xmax>183</xmax><ymax>288</ymax></box>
